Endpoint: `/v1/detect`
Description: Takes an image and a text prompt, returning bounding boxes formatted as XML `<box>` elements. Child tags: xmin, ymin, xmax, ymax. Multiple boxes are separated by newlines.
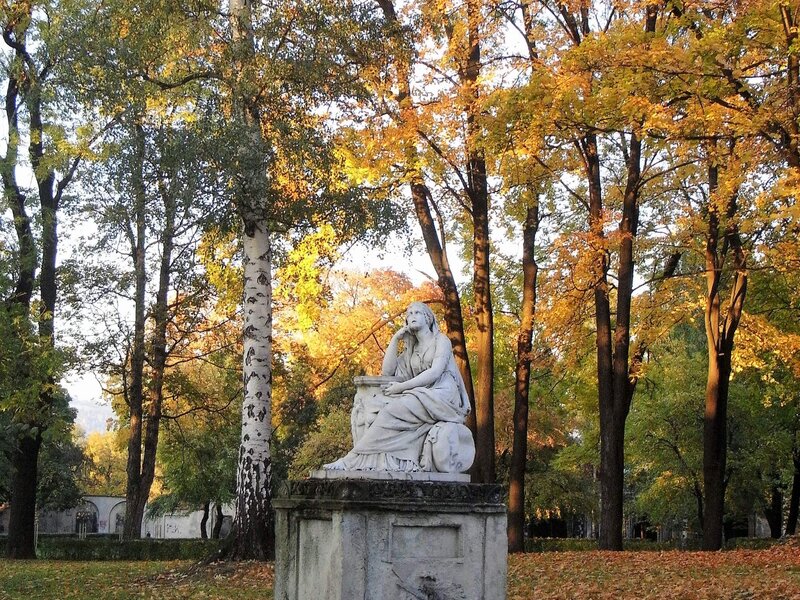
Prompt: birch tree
<box><xmin>224</xmin><ymin>0</ymin><xmax>397</xmax><ymax>559</ymax></box>
<box><xmin>223</xmin><ymin>0</ymin><xmax>273</xmax><ymax>560</ymax></box>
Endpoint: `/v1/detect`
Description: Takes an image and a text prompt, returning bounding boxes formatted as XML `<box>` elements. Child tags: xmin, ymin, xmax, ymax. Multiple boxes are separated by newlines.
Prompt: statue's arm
<box><xmin>384</xmin><ymin>335</ymin><xmax>451</xmax><ymax>394</ymax></box>
<box><xmin>381</xmin><ymin>326</ymin><xmax>407</xmax><ymax>376</ymax></box>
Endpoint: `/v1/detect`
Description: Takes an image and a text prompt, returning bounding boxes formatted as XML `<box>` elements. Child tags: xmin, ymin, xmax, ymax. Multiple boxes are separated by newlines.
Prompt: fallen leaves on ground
<box><xmin>507</xmin><ymin>545</ymin><xmax>800</xmax><ymax>599</ymax></box>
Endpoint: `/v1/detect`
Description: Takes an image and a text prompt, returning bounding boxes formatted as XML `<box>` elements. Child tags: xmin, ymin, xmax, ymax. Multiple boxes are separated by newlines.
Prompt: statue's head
<box><xmin>406</xmin><ymin>301</ymin><xmax>436</xmax><ymax>333</ymax></box>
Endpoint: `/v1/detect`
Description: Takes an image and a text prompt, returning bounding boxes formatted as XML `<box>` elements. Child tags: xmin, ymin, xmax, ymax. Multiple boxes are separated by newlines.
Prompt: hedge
<box><xmin>0</xmin><ymin>534</ymin><xmax>778</xmax><ymax>559</ymax></box>
<box><xmin>0</xmin><ymin>535</ymin><xmax>225</xmax><ymax>561</ymax></box>
<box><xmin>724</xmin><ymin>537</ymin><xmax>779</xmax><ymax>550</ymax></box>
<box><xmin>524</xmin><ymin>538</ymin><xmax>599</xmax><ymax>552</ymax></box>
<box><xmin>523</xmin><ymin>537</ymin><xmax>779</xmax><ymax>552</ymax></box>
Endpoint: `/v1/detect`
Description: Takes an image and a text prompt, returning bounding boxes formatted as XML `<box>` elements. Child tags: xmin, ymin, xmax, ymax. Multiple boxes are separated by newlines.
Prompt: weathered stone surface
<box><xmin>274</xmin><ymin>479</ymin><xmax>507</xmax><ymax>600</ymax></box>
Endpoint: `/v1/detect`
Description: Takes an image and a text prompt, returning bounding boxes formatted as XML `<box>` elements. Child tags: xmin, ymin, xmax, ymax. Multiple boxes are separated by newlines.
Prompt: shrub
<box><xmin>523</xmin><ymin>537</ymin><xmax>707</xmax><ymax>552</ymax></box>
<box><xmin>724</xmin><ymin>537</ymin><xmax>779</xmax><ymax>550</ymax></box>
<box><xmin>0</xmin><ymin>535</ymin><xmax>224</xmax><ymax>560</ymax></box>
<box><xmin>524</xmin><ymin>538</ymin><xmax>598</xmax><ymax>552</ymax></box>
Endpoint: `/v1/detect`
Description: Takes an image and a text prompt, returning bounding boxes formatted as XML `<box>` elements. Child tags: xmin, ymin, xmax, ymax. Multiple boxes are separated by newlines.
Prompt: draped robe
<box><xmin>326</xmin><ymin>332</ymin><xmax>470</xmax><ymax>472</ymax></box>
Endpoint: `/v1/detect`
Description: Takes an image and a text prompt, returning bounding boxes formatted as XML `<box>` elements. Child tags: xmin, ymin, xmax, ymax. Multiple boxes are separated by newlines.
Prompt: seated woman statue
<box><xmin>323</xmin><ymin>302</ymin><xmax>473</xmax><ymax>473</ymax></box>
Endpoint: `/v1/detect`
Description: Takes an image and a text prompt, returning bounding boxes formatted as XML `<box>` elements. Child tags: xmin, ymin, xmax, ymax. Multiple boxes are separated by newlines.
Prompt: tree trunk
<box><xmin>31</xmin><ymin>97</ymin><xmax>58</xmax><ymax>345</ymax></box>
<box><xmin>2</xmin><ymin>70</ymin><xmax>37</xmax><ymax>560</ymax></box>
<box><xmin>32</xmin><ymin>93</ymin><xmax>59</xmax><ymax>515</ymax></box>
<box><xmin>124</xmin><ymin>123</ymin><xmax>149</xmax><ymax>540</ymax></box>
<box><xmin>464</xmin><ymin>0</ymin><xmax>495</xmax><ymax>484</ymax></box>
<box><xmin>0</xmin><ymin>90</ymin><xmax>41</xmax><ymax>559</ymax></box>
<box><xmin>471</xmin><ymin>188</ymin><xmax>494</xmax><ymax>483</ymax></box>
<box><xmin>227</xmin><ymin>0</ymin><xmax>276</xmax><ymax>561</ymax></box>
<box><xmin>560</xmin><ymin>3</ymin><xmax>655</xmax><ymax>553</ymax></box>
<box><xmin>14</xmin><ymin>94</ymin><xmax>61</xmax><ymax>559</ymax></box>
<box><xmin>1</xmin><ymin>75</ymin><xmax>36</xmax><ymax>311</ymax></box>
<box><xmin>408</xmin><ymin>183</ymin><xmax>476</xmax><ymax>428</ymax></box>
<box><xmin>703</xmin><ymin>323</ymin><xmax>730</xmax><ymax>550</ymax></box>
<box><xmin>563</xmin><ymin>7</ymin><xmax>610</xmax><ymax>543</ymax></box>
<box><xmin>213</xmin><ymin>503</ymin><xmax>224</xmax><ymax>539</ymax></box>
<box><xmin>702</xmin><ymin>156</ymin><xmax>747</xmax><ymax>551</ymax></box>
<box><xmin>582</xmin><ymin>129</ymin><xmax>619</xmax><ymax>551</ymax></box>
<box><xmin>764</xmin><ymin>486</ymin><xmax>783</xmax><ymax>539</ymax></box>
<box><xmin>508</xmin><ymin>202</ymin><xmax>539</xmax><ymax>553</ymax></box>
<box><xmin>787</xmin><ymin>451</ymin><xmax>800</xmax><ymax>535</ymax></box>
<box><xmin>135</xmin><ymin>176</ymin><xmax>176</xmax><ymax>538</ymax></box>
<box><xmin>230</xmin><ymin>220</ymin><xmax>274</xmax><ymax>559</ymax></box>
<box><xmin>201</xmin><ymin>502</ymin><xmax>210</xmax><ymax>539</ymax></box>
<box><xmin>120</xmin><ymin>123</ymin><xmax>180</xmax><ymax>539</ymax></box>
<box><xmin>596</xmin><ymin>6</ymin><xmax>658</xmax><ymax>549</ymax></box>
<box><xmin>3</xmin><ymin>9</ymin><xmax>78</xmax><ymax>555</ymax></box>
<box><xmin>6</xmin><ymin>433</ymin><xmax>42</xmax><ymax>558</ymax></box>
<box><xmin>598</xmin><ymin>409</ymin><xmax>625</xmax><ymax>550</ymax></box>
<box><xmin>601</xmin><ymin>128</ymin><xmax>644</xmax><ymax>551</ymax></box>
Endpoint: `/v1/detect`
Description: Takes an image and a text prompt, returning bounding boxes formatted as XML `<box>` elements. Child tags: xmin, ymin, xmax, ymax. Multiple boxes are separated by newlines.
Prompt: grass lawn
<box><xmin>1</xmin><ymin>544</ymin><xmax>799</xmax><ymax>599</ymax></box>
<box><xmin>0</xmin><ymin>560</ymin><xmax>273</xmax><ymax>600</ymax></box>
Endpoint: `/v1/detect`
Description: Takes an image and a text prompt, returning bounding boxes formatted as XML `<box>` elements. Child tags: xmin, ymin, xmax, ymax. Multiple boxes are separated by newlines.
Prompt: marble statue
<box><xmin>323</xmin><ymin>302</ymin><xmax>475</xmax><ymax>473</ymax></box>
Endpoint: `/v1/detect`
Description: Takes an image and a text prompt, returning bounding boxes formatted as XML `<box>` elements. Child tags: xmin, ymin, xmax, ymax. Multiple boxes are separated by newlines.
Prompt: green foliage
<box><xmin>0</xmin><ymin>414</ymin><xmax>12</xmax><ymax>502</ymax></box>
<box><xmin>288</xmin><ymin>406</ymin><xmax>352</xmax><ymax>479</ymax></box>
<box><xmin>0</xmin><ymin>387</ymin><xmax>83</xmax><ymax>510</ymax></box>
<box><xmin>78</xmin><ymin>431</ymin><xmax>127</xmax><ymax>497</ymax></box>
<box><xmin>514</xmin><ymin>355</ymin><xmax>601</xmax><ymax>523</ymax></box>
<box><xmin>724</xmin><ymin>537</ymin><xmax>780</xmax><ymax>550</ymax></box>
<box><xmin>270</xmin><ymin>358</ymin><xmax>326</xmax><ymax>482</ymax></box>
<box><xmin>521</xmin><ymin>536</ymin><xmax>779</xmax><ymax>553</ymax></box>
<box><xmin>626</xmin><ymin>326</ymin><xmax>707</xmax><ymax>529</ymax></box>
<box><xmin>154</xmin><ymin>349</ymin><xmax>241</xmax><ymax>516</ymax></box>
<box><xmin>0</xmin><ymin>307</ymin><xmax>64</xmax><ymax>425</ymax></box>
<box><xmin>1</xmin><ymin>0</ymin><xmax>797</xmax><ymax>552</ymax></box>
<box><xmin>626</xmin><ymin>319</ymin><xmax>798</xmax><ymax>533</ymax></box>
<box><xmin>35</xmin><ymin>425</ymin><xmax>84</xmax><ymax>511</ymax></box>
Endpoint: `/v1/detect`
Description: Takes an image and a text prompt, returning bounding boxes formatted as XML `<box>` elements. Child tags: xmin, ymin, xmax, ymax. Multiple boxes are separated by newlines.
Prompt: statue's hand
<box><xmin>392</xmin><ymin>326</ymin><xmax>409</xmax><ymax>341</ymax></box>
<box><xmin>383</xmin><ymin>382</ymin><xmax>405</xmax><ymax>395</ymax></box>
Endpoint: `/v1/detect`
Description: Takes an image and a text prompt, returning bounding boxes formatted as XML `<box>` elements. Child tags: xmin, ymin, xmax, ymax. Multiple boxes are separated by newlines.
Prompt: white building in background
<box><xmin>0</xmin><ymin>495</ymin><xmax>233</xmax><ymax>539</ymax></box>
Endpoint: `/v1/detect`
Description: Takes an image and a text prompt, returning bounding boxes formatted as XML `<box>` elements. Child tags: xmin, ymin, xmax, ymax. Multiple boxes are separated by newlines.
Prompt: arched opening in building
<box><xmin>75</xmin><ymin>500</ymin><xmax>99</xmax><ymax>535</ymax></box>
<box><xmin>109</xmin><ymin>500</ymin><xmax>127</xmax><ymax>534</ymax></box>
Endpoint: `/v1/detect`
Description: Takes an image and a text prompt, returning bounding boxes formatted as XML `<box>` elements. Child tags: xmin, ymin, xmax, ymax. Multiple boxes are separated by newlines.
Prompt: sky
<box><xmin>66</xmin><ymin>372</ymin><xmax>114</xmax><ymax>434</ymax></box>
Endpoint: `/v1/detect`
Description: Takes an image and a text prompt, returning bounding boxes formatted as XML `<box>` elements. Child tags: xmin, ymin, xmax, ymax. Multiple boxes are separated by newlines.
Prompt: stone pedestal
<box><xmin>274</xmin><ymin>478</ymin><xmax>507</xmax><ymax>600</ymax></box>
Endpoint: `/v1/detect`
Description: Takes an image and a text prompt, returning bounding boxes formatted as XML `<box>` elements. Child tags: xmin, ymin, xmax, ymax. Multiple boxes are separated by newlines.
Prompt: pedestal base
<box><xmin>274</xmin><ymin>479</ymin><xmax>507</xmax><ymax>600</ymax></box>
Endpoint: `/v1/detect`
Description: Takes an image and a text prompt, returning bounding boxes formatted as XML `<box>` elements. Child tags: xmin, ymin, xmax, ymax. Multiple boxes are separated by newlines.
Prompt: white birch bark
<box><xmin>233</xmin><ymin>218</ymin><xmax>274</xmax><ymax>557</ymax></box>
<box><xmin>229</xmin><ymin>0</ymin><xmax>274</xmax><ymax>557</ymax></box>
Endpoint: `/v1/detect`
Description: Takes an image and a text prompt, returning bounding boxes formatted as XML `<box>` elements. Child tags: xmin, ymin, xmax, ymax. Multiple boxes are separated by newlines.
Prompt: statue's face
<box><xmin>406</xmin><ymin>305</ymin><xmax>428</xmax><ymax>332</ymax></box>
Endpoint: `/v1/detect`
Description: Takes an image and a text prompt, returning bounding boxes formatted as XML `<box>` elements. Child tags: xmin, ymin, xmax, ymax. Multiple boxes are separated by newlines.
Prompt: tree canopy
<box><xmin>1</xmin><ymin>0</ymin><xmax>798</xmax><ymax>560</ymax></box>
